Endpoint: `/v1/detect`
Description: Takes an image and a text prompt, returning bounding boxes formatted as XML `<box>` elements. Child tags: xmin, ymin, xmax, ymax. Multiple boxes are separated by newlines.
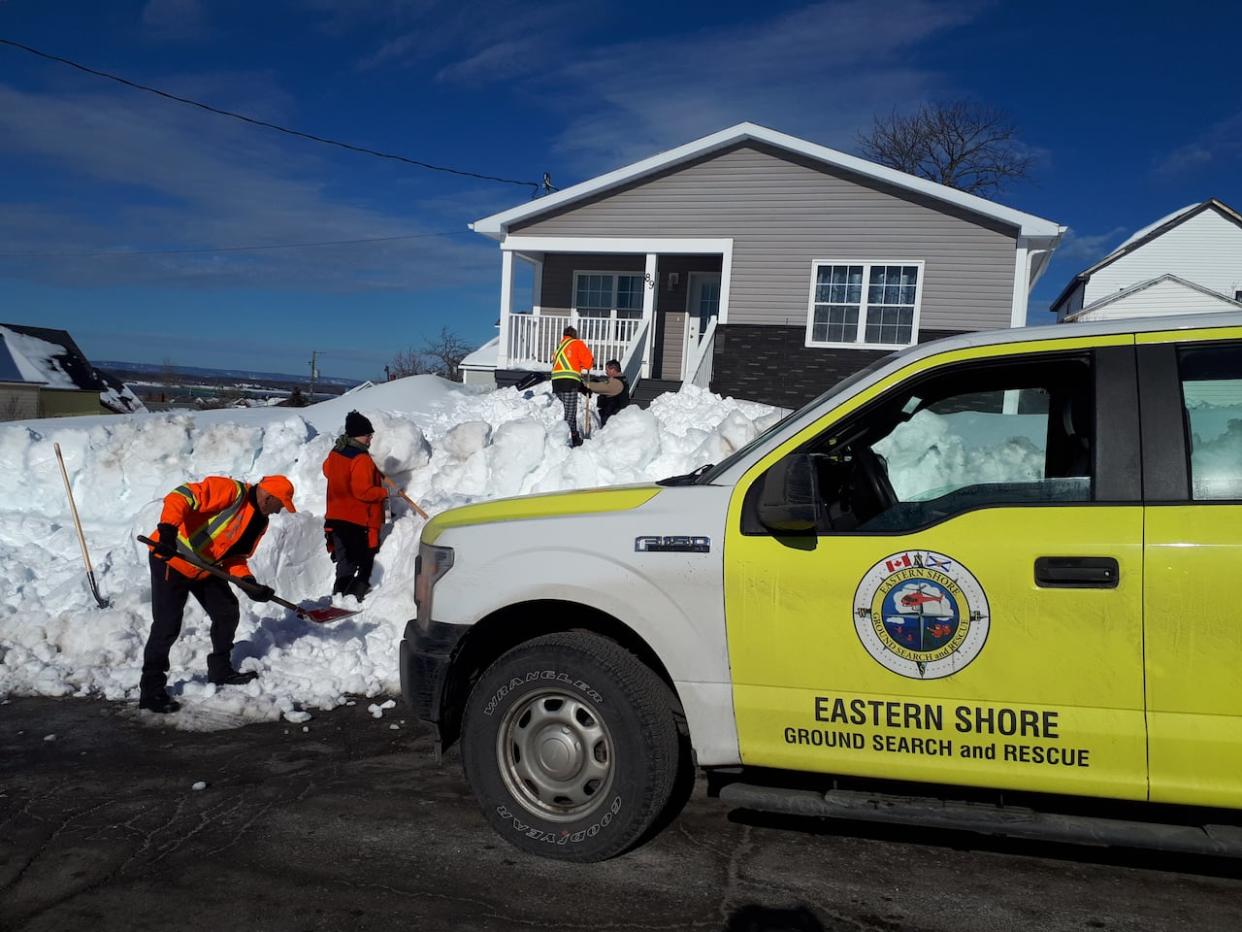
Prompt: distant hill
<box><xmin>95</xmin><ymin>360</ymin><xmax>363</xmax><ymax>388</ymax></box>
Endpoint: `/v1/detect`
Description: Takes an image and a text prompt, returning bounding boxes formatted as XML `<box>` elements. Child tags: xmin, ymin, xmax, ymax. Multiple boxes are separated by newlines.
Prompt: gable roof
<box><xmin>471</xmin><ymin>122</ymin><xmax>1063</xmax><ymax>241</ymax></box>
<box><xmin>1051</xmin><ymin>198</ymin><xmax>1242</xmax><ymax>314</ymax></box>
<box><xmin>1063</xmin><ymin>273</ymin><xmax>1242</xmax><ymax>321</ymax></box>
<box><xmin>0</xmin><ymin>324</ymin><xmax>103</xmax><ymax>391</ymax></box>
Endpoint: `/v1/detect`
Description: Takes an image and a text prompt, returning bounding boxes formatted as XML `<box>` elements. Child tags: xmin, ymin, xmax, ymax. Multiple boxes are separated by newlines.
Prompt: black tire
<box><xmin>460</xmin><ymin>631</ymin><xmax>681</xmax><ymax>862</ymax></box>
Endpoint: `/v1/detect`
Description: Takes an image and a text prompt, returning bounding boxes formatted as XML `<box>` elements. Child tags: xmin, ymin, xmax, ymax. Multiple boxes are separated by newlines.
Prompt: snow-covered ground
<box><xmin>8</xmin><ymin>370</ymin><xmax>1235</xmax><ymax>730</ymax></box>
<box><xmin>0</xmin><ymin>376</ymin><xmax>776</xmax><ymax>728</ymax></box>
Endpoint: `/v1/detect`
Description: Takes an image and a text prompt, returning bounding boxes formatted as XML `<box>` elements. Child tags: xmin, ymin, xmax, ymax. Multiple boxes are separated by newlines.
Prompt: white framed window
<box><xmin>573</xmin><ymin>271</ymin><xmax>645</xmax><ymax>319</ymax></box>
<box><xmin>805</xmin><ymin>261</ymin><xmax>924</xmax><ymax>349</ymax></box>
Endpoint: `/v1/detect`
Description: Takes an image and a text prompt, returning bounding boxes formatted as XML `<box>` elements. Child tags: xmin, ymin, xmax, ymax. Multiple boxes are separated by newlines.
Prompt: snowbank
<box><xmin>0</xmin><ymin>376</ymin><xmax>773</xmax><ymax>728</ymax></box>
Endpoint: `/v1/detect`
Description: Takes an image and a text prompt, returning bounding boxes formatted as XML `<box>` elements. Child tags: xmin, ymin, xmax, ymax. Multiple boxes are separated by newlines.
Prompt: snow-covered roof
<box><xmin>1051</xmin><ymin>198</ymin><xmax>1242</xmax><ymax>314</ymax></box>
<box><xmin>1063</xmin><ymin>274</ymin><xmax>1242</xmax><ymax>321</ymax></box>
<box><xmin>0</xmin><ymin>332</ymin><xmax>47</xmax><ymax>384</ymax></box>
<box><xmin>0</xmin><ymin>324</ymin><xmax>145</xmax><ymax>413</ymax></box>
<box><xmin>459</xmin><ymin>335</ymin><xmax>499</xmax><ymax>370</ymax></box>
<box><xmin>471</xmin><ymin>122</ymin><xmax>1063</xmax><ymax>240</ymax></box>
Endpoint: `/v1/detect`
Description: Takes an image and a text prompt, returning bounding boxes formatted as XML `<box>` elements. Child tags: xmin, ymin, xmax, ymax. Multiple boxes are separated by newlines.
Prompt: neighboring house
<box><xmin>0</xmin><ymin>324</ymin><xmax>146</xmax><ymax>420</ymax></box>
<box><xmin>1052</xmin><ymin>199</ymin><xmax>1242</xmax><ymax>323</ymax></box>
<box><xmin>469</xmin><ymin>122</ymin><xmax>1063</xmax><ymax>409</ymax></box>
<box><xmin>458</xmin><ymin>335</ymin><xmax>500</xmax><ymax>388</ymax></box>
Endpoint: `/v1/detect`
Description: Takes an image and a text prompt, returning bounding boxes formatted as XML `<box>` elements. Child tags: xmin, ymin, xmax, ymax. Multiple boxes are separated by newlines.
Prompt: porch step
<box><xmin>632</xmin><ymin>379</ymin><xmax>682</xmax><ymax>408</ymax></box>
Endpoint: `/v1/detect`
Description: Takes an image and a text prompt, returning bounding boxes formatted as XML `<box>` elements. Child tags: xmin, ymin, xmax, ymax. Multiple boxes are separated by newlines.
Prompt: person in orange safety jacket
<box><xmin>550</xmin><ymin>325</ymin><xmax>594</xmax><ymax>447</ymax></box>
<box><xmin>142</xmin><ymin>475</ymin><xmax>296</xmax><ymax>714</ymax></box>
<box><xmin>323</xmin><ymin>410</ymin><xmax>389</xmax><ymax>601</ymax></box>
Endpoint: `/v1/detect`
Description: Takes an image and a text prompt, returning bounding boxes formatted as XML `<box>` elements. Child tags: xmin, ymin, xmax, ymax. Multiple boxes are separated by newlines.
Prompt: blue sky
<box><xmin>0</xmin><ymin>0</ymin><xmax>1237</xmax><ymax>380</ymax></box>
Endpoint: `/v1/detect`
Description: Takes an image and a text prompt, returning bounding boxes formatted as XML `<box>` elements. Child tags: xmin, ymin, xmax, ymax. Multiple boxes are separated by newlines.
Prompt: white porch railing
<box><xmin>619</xmin><ymin>318</ymin><xmax>649</xmax><ymax>397</ymax></box>
<box><xmin>684</xmin><ymin>317</ymin><xmax>717</xmax><ymax>390</ymax></box>
<box><xmin>506</xmin><ymin>312</ymin><xmax>643</xmax><ymax>371</ymax></box>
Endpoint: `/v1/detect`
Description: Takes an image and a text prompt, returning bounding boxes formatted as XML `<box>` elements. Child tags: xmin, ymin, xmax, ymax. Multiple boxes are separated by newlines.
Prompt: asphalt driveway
<box><xmin>2</xmin><ymin>696</ymin><xmax>1239</xmax><ymax>932</ymax></box>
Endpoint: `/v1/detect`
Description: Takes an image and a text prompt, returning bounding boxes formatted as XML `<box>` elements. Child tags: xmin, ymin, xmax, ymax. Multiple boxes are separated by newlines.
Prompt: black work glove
<box><xmin>154</xmin><ymin>523</ymin><xmax>178</xmax><ymax>560</ymax></box>
<box><xmin>241</xmin><ymin>576</ymin><xmax>275</xmax><ymax>603</ymax></box>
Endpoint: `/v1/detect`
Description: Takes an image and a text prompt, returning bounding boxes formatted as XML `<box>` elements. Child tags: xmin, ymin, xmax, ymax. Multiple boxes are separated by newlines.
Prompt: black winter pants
<box><xmin>141</xmin><ymin>555</ymin><xmax>240</xmax><ymax>695</ymax></box>
<box><xmin>330</xmin><ymin>521</ymin><xmax>377</xmax><ymax>599</ymax></box>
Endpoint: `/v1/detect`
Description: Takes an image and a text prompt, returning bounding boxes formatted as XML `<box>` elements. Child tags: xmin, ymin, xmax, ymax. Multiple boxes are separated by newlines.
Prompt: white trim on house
<box><xmin>501</xmin><ymin>235</ymin><xmax>735</xmax><ymax>324</ymax></box>
<box><xmin>1063</xmin><ymin>274</ymin><xmax>1242</xmax><ymax>322</ymax></box>
<box><xmin>1010</xmin><ymin>237</ymin><xmax>1031</xmax><ymax>328</ymax></box>
<box><xmin>803</xmin><ymin>259</ymin><xmax>926</xmax><ymax>351</ymax></box>
<box><xmin>472</xmin><ymin>123</ymin><xmax>1062</xmax><ymax>239</ymax></box>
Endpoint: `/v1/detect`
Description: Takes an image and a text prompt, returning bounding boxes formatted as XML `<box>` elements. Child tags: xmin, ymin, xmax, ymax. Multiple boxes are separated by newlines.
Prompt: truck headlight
<box><xmin>414</xmin><ymin>542</ymin><xmax>454</xmax><ymax>627</ymax></box>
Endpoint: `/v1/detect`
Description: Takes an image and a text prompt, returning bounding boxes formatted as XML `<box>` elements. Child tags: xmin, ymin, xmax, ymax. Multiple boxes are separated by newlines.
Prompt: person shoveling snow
<box><xmin>0</xmin><ymin>375</ymin><xmax>783</xmax><ymax>730</ymax></box>
<box><xmin>323</xmin><ymin>410</ymin><xmax>388</xmax><ymax>602</ymax></box>
<box><xmin>141</xmin><ymin>475</ymin><xmax>294</xmax><ymax>714</ymax></box>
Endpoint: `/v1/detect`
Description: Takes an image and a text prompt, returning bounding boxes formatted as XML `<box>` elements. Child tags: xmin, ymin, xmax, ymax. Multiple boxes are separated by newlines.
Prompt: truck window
<box><xmin>802</xmin><ymin>355</ymin><xmax>1094</xmax><ymax>533</ymax></box>
<box><xmin>1178</xmin><ymin>342</ymin><xmax>1242</xmax><ymax>501</ymax></box>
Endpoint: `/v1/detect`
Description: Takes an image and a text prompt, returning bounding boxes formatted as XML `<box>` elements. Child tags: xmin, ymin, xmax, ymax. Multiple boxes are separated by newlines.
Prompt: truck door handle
<box><xmin>1034</xmin><ymin>557</ymin><xmax>1119</xmax><ymax>589</ymax></box>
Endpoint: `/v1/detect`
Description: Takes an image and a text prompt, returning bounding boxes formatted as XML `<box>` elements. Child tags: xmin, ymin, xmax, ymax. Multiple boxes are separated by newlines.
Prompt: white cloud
<box><xmin>500</xmin><ymin>0</ymin><xmax>985</xmax><ymax>175</ymax></box>
<box><xmin>141</xmin><ymin>0</ymin><xmax>209</xmax><ymax>41</ymax></box>
<box><xmin>0</xmin><ymin>80</ymin><xmax>492</xmax><ymax>292</ymax></box>
<box><xmin>1055</xmin><ymin>225</ymin><xmax>1128</xmax><ymax>264</ymax></box>
<box><xmin>1156</xmin><ymin>110</ymin><xmax>1242</xmax><ymax>175</ymax></box>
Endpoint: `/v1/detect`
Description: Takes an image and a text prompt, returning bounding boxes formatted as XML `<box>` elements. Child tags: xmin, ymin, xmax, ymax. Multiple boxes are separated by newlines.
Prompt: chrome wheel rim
<box><xmin>497</xmin><ymin>689</ymin><xmax>614</xmax><ymax>821</ymax></box>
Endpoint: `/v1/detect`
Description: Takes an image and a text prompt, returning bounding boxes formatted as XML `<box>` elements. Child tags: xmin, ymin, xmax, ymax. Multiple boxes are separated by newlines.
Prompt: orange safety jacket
<box><xmin>323</xmin><ymin>439</ymin><xmax>387</xmax><ymax>548</ymax></box>
<box><xmin>149</xmin><ymin>477</ymin><xmax>267</xmax><ymax>581</ymax></box>
<box><xmin>550</xmin><ymin>336</ymin><xmax>594</xmax><ymax>382</ymax></box>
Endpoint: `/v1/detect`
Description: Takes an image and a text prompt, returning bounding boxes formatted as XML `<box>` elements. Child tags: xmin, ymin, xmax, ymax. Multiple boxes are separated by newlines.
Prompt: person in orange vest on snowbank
<box><xmin>142</xmin><ymin>475</ymin><xmax>295</xmax><ymax>714</ymax></box>
<box><xmin>551</xmin><ymin>325</ymin><xmax>594</xmax><ymax>447</ymax></box>
<box><xmin>323</xmin><ymin>410</ymin><xmax>389</xmax><ymax>601</ymax></box>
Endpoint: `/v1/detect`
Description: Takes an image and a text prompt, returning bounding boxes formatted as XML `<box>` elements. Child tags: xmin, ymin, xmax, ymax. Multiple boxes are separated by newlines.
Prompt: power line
<box><xmin>0</xmin><ymin>37</ymin><xmax>547</xmax><ymax>193</ymax></box>
<box><xmin>0</xmin><ymin>229</ymin><xmax>473</xmax><ymax>259</ymax></box>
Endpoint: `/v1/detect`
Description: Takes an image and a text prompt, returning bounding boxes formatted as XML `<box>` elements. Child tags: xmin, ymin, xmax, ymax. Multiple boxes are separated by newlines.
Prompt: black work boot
<box><xmin>139</xmin><ymin>691</ymin><xmax>181</xmax><ymax>714</ymax></box>
<box><xmin>208</xmin><ymin>667</ymin><xmax>259</xmax><ymax>687</ymax></box>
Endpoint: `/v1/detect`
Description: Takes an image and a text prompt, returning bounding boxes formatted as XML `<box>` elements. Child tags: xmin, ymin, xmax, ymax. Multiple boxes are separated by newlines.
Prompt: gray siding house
<box><xmin>471</xmin><ymin>123</ymin><xmax>1063</xmax><ymax>409</ymax></box>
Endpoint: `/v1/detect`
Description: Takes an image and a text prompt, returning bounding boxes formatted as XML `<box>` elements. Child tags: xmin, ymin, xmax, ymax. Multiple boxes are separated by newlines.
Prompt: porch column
<box><xmin>497</xmin><ymin>248</ymin><xmax>514</xmax><ymax>369</ymax></box>
<box><xmin>641</xmin><ymin>252</ymin><xmax>657</xmax><ymax>379</ymax></box>
<box><xmin>531</xmin><ymin>256</ymin><xmax>544</xmax><ymax>314</ymax></box>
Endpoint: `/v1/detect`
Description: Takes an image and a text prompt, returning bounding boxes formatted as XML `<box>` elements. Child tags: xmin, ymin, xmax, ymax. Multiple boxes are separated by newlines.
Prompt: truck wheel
<box><xmin>461</xmin><ymin>631</ymin><xmax>681</xmax><ymax>862</ymax></box>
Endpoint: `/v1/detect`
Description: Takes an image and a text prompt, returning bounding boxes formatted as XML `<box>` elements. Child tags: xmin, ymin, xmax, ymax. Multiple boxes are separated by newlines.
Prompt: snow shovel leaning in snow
<box><xmin>135</xmin><ymin>536</ymin><xmax>361</xmax><ymax>624</ymax></box>
<box><xmin>53</xmin><ymin>442</ymin><xmax>110</xmax><ymax>609</ymax></box>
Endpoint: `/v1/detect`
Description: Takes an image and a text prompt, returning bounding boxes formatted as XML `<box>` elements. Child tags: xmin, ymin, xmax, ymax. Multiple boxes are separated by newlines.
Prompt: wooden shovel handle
<box><xmin>380</xmin><ymin>475</ymin><xmax>429</xmax><ymax>519</ymax></box>
<box><xmin>136</xmin><ymin>535</ymin><xmax>305</xmax><ymax>616</ymax></box>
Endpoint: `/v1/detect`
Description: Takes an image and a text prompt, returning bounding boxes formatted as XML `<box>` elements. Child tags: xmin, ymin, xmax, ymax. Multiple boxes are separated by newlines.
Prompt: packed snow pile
<box><xmin>0</xmin><ymin>376</ymin><xmax>774</xmax><ymax>728</ymax></box>
<box><xmin>2</xmin><ymin>372</ymin><xmax>1145</xmax><ymax>729</ymax></box>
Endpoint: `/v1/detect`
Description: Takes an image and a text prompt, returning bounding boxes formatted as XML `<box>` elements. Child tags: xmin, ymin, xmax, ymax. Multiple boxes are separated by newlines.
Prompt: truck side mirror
<box><xmin>756</xmin><ymin>454</ymin><xmax>823</xmax><ymax>533</ymax></box>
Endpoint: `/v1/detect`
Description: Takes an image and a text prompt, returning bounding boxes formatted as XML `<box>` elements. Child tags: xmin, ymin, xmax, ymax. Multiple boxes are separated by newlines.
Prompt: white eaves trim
<box><xmin>471</xmin><ymin>122</ymin><xmax>1063</xmax><ymax>240</ymax></box>
<box><xmin>1063</xmin><ymin>274</ymin><xmax>1242</xmax><ymax>321</ymax></box>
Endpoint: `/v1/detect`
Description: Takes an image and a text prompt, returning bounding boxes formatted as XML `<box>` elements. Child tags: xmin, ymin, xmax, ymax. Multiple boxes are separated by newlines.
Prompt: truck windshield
<box><xmin>692</xmin><ymin>349</ymin><xmax>906</xmax><ymax>485</ymax></box>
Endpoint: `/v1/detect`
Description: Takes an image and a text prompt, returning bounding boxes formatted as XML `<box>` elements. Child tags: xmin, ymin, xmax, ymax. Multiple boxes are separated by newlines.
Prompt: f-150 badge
<box><xmin>635</xmin><ymin>536</ymin><xmax>711</xmax><ymax>553</ymax></box>
<box><xmin>853</xmin><ymin>551</ymin><xmax>989</xmax><ymax>679</ymax></box>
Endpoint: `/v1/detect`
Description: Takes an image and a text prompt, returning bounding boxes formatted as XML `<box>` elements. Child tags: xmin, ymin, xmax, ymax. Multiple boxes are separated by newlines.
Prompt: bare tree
<box><xmin>388</xmin><ymin>328</ymin><xmax>475</xmax><ymax>381</ymax></box>
<box><xmin>387</xmin><ymin>346</ymin><xmax>439</xmax><ymax>379</ymax></box>
<box><xmin>421</xmin><ymin>327</ymin><xmax>473</xmax><ymax>381</ymax></box>
<box><xmin>159</xmin><ymin>356</ymin><xmax>179</xmax><ymax>403</ymax></box>
<box><xmin>857</xmin><ymin>101</ymin><xmax>1034</xmax><ymax>196</ymax></box>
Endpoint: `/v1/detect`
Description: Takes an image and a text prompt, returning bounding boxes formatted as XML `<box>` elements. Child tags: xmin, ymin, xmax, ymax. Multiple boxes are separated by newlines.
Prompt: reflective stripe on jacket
<box><xmin>149</xmin><ymin>476</ymin><xmax>266</xmax><ymax>580</ymax></box>
<box><xmin>323</xmin><ymin>438</ymin><xmax>386</xmax><ymax>548</ymax></box>
<box><xmin>550</xmin><ymin>336</ymin><xmax>594</xmax><ymax>382</ymax></box>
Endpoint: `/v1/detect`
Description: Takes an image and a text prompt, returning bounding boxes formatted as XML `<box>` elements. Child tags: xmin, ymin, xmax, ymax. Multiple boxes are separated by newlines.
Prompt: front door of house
<box><xmin>683</xmin><ymin>273</ymin><xmax>721</xmax><ymax>377</ymax></box>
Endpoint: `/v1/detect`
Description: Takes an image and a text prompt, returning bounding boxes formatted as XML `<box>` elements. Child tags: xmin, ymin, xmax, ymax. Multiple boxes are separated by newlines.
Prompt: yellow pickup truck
<box><xmin>403</xmin><ymin>313</ymin><xmax>1242</xmax><ymax>861</ymax></box>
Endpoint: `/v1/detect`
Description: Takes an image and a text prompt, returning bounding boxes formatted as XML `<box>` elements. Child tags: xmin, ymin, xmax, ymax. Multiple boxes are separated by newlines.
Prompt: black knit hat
<box><xmin>345</xmin><ymin>410</ymin><xmax>374</xmax><ymax>437</ymax></box>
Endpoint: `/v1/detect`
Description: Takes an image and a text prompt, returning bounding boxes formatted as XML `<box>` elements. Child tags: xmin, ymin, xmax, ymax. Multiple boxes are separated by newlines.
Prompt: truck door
<box><xmin>724</xmin><ymin>340</ymin><xmax>1148</xmax><ymax>800</ymax></box>
<box><xmin>1140</xmin><ymin>332</ymin><xmax>1242</xmax><ymax>808</ymax></box>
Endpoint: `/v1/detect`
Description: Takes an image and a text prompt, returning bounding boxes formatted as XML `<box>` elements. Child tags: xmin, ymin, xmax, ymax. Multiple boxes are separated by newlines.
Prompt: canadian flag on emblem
<box><xmin>885</xmin><ymin>554</ymin><xmax>912</xmax><ymax>573</ymax></box>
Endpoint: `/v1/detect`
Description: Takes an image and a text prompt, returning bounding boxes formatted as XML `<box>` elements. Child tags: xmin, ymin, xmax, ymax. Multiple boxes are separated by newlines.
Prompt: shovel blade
<box><xmin>302</xmin><ymin>605</ymin><xmax>362</xmax><ymax>624</ymax></box>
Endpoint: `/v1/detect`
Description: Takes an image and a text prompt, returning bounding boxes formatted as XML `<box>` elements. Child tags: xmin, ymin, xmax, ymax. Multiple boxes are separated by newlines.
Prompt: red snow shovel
<box><xmin>136</xmin><ymin>536</ymin><xmax>360</xmax><ymax>624</ymax></box>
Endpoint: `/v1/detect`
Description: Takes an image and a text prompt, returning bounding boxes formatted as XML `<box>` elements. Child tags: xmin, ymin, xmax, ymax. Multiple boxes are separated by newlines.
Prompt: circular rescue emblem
<box><xmin>853</xmin><ymin>551</ymin><xmax>990</xmax><ymax>680</ymax></box>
